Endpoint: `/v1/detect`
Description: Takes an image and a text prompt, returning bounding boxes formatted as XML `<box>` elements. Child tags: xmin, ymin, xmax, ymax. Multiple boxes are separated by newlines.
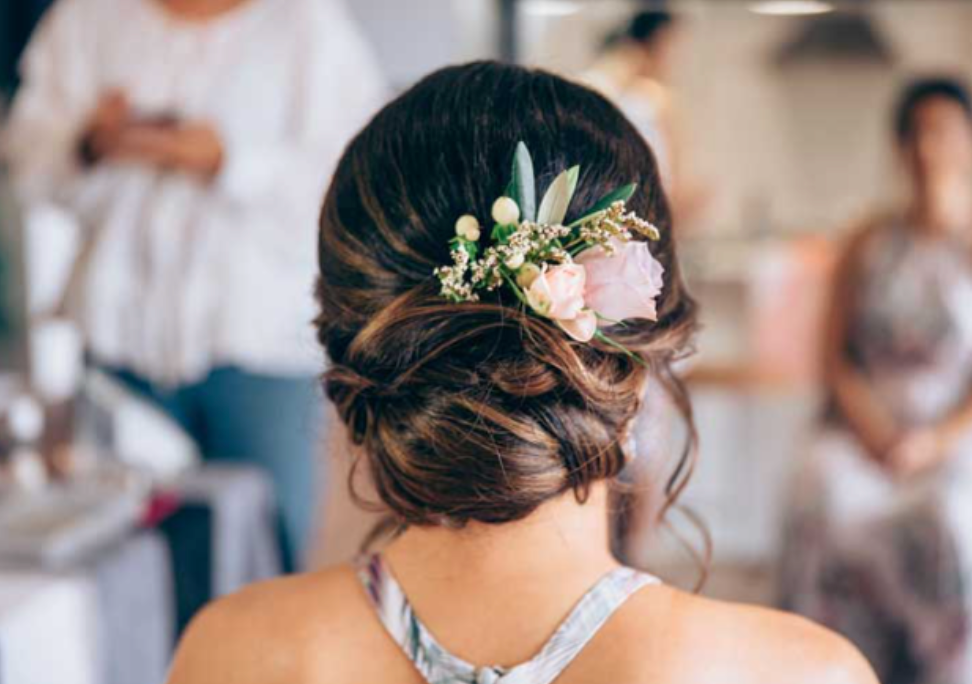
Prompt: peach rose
<box><xmin>526</xmin><ymin>263</ymin><xmax>585</xmax><ymax>319</ymax></box>
<box><xmin>525</xmin><ymin>264</ymin><xmax>596</xmax><ymax>342</ymax></box>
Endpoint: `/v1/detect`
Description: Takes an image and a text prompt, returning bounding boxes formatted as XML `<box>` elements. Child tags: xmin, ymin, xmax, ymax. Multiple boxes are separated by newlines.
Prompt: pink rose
<box><xmin>526</xmin><ymin>264</ymin><xmax>596</xmax><ymax>342</ymax></box>
<box><xmin>576</xmin><ymin>239</ymin><xmax>664</xmax><ymax>322</ymax></box>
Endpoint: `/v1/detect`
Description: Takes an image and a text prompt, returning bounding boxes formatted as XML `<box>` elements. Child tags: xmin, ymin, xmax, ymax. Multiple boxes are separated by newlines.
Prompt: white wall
<box><xmin>347</xmin><ymin>0</ymin><xmax>498</xmax><ymax>91</ymax></box>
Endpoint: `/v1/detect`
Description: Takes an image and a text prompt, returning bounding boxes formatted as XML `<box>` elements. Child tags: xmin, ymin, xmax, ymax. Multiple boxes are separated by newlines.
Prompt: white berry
<box><xmin>491</xmin><ymin>197</ymin><xmax>521</xmax><ymax>226</ymax></box>
<box><xmin>505</xmin><ymin>253</ymin><xmax>525</xmax><ymax>270</ymax></box>
<box><xmin>516</xmin><ymin>263</ymin><xmax>542</xmax><ymax>288</ymax></box>
<box><xmin>455</xmin><ymin>214</ymin><xmax>481</xmax><ymax>241</ymax></box>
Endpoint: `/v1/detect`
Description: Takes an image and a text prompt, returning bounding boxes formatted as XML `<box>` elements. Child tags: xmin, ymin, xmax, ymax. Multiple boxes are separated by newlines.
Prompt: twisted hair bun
<box><xmin>316</xmin><ymin>62</ymin><xmax>697</xmax><ymax>527</ymax></box>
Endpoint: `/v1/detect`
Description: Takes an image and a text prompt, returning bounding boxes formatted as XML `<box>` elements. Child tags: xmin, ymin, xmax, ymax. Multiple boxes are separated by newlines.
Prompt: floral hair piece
<box><xmin>434</xmin><ymin>141</ymin><xmax>664</xmax><ymax>353</ymax></box>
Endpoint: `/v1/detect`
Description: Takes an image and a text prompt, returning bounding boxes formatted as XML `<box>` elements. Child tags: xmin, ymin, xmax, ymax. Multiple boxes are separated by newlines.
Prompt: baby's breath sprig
<box><xmin>569</xmin><ymin>201</ymin><xmax>661</xmax><ymax>256</ymax></box>
<box><xmin>436</xmin><ymin>196</ymin><xmax>659</xmax><ymax>302</ymax></box>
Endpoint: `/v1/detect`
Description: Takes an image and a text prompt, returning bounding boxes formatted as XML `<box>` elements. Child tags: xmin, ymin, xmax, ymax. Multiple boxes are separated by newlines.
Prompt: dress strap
<box><xmin>357</xmin><ymin>554</ymin><xmax>659</xmax><ymax>684</ymax></box>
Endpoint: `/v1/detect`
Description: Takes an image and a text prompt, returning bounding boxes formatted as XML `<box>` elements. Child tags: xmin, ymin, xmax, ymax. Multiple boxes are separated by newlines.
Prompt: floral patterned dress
<box><xmin>780</xmin><ymin>219</ymin><xmax>972</xmax><ymax>684</ymax></box>
<box><xmin>357</xmin><ymin>553</ymin><xmax>659</xmax><ymax>684</ymax></box>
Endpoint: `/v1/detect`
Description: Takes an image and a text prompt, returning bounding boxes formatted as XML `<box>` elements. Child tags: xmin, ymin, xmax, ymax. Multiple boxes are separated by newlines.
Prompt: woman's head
<box><xmin>316</xmin><ymin>62</ymin><xmax>697</xmax><ymax>528</ymax></box>
<box><xmin>608</xmin><ymin>10</ymin><xmax>679</xmax><ymax>79</ymax></box>
<box><xmin>895</xmin><ymin>77</ymin><xmax>972</xmax><ymax>183</ymax></box>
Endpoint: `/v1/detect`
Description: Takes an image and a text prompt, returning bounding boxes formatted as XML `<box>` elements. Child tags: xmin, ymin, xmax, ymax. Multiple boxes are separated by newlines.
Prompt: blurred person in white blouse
<box><xmin>1</xmin><ymin>0</ymin><xmax>387</xmax><ymax>570</ymax></box>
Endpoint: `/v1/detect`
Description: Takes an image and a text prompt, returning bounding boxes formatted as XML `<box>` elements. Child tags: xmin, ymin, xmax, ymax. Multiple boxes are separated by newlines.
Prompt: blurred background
<box><xmin>2</xmin><ymin>0</ymin><xmax>972</xmax><ymax>682</ymax></box>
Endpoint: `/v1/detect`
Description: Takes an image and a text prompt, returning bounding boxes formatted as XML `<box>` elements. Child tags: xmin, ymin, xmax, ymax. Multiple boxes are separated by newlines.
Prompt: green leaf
<box><xmin>537</xmin><ymin>165</ymin><xmax>580</xmax><ymax>225</ymax></box>
<box><xmin>505</xmin><ymin>141</ymin><xmax>537</xmax><ymax>223</ymax></box>
<box><xmin>590</xmin><ymin>182</ymin><xmax>637</xmax><ymax>214</ymax></box>
<box><xmin>450</xmin><ymin>236</ymin><xmax>478</xmax><ymax>260</ymax></box>
<box><xmin>569</xmin><ymin>182</ymin><xmax>638</xmax><ymax>227</ymax></box>
<box><xmin>490</xmin><ymin>223</ymin><xmax>517</xmax><ymax>245</ymax></box>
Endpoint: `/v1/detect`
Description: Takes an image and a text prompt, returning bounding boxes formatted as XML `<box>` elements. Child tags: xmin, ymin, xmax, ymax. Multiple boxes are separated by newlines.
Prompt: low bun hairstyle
<box><xmin>316</xmin><ymin>62</ymin><xmax>698</xmax><ymax>528</ymax></box>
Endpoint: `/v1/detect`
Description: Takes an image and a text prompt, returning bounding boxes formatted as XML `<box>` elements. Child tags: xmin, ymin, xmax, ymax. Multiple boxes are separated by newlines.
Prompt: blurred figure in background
<box><xmin>1</xmin><ymin>0</ymin><xmax>386</xmax><ymax>570</ymax></box>
<box><xmin>781</xmin><ymin>78</ymin><xmax>972</xmax><ymax>684</ymax></box>
<box><xmin>581</xmin><ymin>9</ymin><xmax>705</xmax><ymax>226</ymax></box>
<box><xmin>584</xmin><ymin>11</ymin><xmax>678</xmax><ymax>183</ymax></box>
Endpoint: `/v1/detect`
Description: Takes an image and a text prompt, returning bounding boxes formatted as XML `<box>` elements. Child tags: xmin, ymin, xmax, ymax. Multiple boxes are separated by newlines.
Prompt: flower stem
<box><xmin>501</xmin><ymin>271</ymin><xmax>531</xmax><ymax>309</ymax></box>
<box><xmin>594</xmin><ymin>330</ymin><xmax>649</xmax><ymax>368</ymax></box>
<box><xmin>568</xmin><ymin>244</ymin><xmax>589</xmax><ymax>257</ymax></box>
<box><xmin>595</xmin><ymin>312</ymin><xmax>628</xmax><ymax>327</ymax></box>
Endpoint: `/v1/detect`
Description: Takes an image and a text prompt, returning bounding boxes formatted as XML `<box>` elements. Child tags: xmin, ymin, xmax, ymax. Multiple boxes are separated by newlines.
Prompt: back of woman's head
<box><xmin>316</xmin><ymin>61</ymin><xmax>697</xmax><ymax>528</ymax></box>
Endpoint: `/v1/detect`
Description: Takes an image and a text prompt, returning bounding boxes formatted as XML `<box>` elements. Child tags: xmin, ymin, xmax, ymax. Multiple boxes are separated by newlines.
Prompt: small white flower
<box><xmin>491</xmin><ymin>197</ymin><xmax>520</xmax><ymax>226</ymax></box>
<box><xmin>516</xmin><ymin>263</ymin><xmax>542</xmax><ymax>288</ymax></box>
<box><xmin>455</xmin><ymin>214</ymin><xmax>481</xmax><ymax>241</ymax></box>
<box><xmin>504</xmin><ymin>253</ymin><xmax>525</xmax><ymax>270</ymax></box>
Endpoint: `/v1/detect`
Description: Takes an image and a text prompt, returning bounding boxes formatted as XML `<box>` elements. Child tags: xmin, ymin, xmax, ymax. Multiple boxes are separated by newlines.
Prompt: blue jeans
<box><xmin>106</xmin><ymin>365</ymin><xmax>323</xmax><ymax>571</ymax></box>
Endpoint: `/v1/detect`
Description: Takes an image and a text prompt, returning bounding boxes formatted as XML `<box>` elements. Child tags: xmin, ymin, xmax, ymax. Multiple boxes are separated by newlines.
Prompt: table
<box><xmin>0</xmin><ymin>464</ymin><xmax>281</xmax><ymax>684</ymax></box>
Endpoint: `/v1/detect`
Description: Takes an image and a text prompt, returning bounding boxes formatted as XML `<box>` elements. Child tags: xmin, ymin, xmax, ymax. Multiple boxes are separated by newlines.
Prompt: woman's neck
<box><xmin>597</xmin><ymin>46</ymin><xmax>647</xmax><ymax>92</ymax></box>
<box><xmin>909</xmin><ymin>174</ymin><xmax>972</xmax><ymax>236</ymax></box>
<box><xmin>384</xmin><ymin>482</ymin><xmax>618</xmax><ymax>591</ymax></box>
<box><xmin>377</xmin><ymin>483</ymin><xmax>620</xmax><ymax>666</ymax></box>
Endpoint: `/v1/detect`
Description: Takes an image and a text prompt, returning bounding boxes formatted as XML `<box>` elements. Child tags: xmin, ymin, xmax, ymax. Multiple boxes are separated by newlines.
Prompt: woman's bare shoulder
<box><xmin>577</xmin><ymin>586</ymin><xmax>877</xmax><ymax>684</ymax></box>
<box><xmin>601</xmin><ymin>585</ymin><xmax>878</xmax><ymax>684</ymax></box>
<box><xmin>165</xmin><ymin>565</ymin><xmax>392</xmax><ymax>684</ymax></box>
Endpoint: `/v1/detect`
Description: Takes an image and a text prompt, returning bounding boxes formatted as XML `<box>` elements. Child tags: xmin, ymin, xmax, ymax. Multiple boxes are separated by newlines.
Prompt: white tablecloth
<box><xmin>0</xmin><ymin>529</ymin><xmax>173</xmax><ymax>684</ymax></box>
<box><xmin>0</xmin><ymin>572</ymin><xmax>99</xmax><ymax>684</ymax></box>
<box><xmin>0</xmin><ymin>465</ymin><xmax>281</xmax><ymax>684</ymax></box>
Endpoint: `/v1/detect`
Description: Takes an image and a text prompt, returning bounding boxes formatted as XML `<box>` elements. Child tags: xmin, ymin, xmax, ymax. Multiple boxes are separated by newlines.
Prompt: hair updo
<box><xmin>316</xmin><ymin>61</ymin><xmax>697</xmax><ymax>528</ymax></box>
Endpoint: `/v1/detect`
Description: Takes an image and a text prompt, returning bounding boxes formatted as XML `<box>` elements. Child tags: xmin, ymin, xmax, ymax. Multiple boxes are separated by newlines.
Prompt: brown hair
<box><xmin>316</xmin><ymin>61</ymin><xmax>698</xmax><ymax>532</ymax></box>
